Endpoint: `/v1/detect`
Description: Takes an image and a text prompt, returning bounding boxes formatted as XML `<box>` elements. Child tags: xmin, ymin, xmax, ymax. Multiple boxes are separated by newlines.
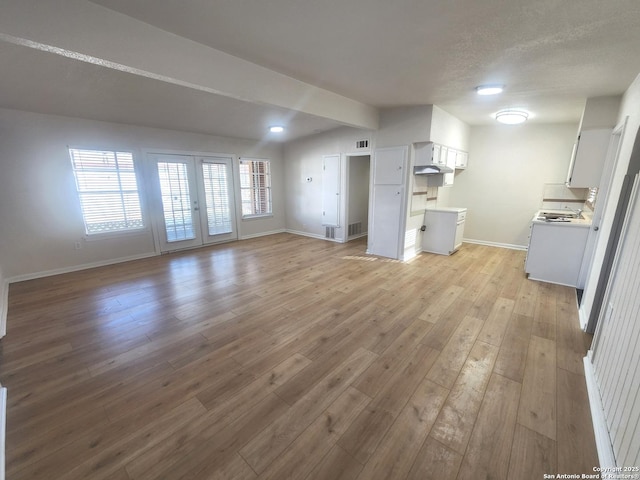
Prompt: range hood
<box><xmin>413</xmin><ymin>164</ymin><xmax>454</xmax><ymax>175</ymax></box>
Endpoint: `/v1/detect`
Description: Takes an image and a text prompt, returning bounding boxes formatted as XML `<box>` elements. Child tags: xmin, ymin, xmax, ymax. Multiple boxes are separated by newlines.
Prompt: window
<box><xmin>69</xmin><ymin>148</ymin><xmax>145</xmax><ymax>235</ymax></box>
<box><xmin>239</xmin><ymin>158</ymin><xmax>272</xmax><ymax>217</ymax></box>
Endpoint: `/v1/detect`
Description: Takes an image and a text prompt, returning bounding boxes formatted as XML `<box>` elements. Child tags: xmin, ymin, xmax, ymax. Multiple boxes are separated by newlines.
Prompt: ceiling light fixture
<box><xmin>269</xmin><ymin>125</ymin><xmax>285</xmax><ymax>133</ymax></box>
<box><xmin>476</xmin><ymin>85</ymin><xmax>504</xmax><ymax>95</ymax></box>
<box><xmin>495</xmin><ymin>109</ymin><xmax>529</xmax><ymax>125</ymax></box>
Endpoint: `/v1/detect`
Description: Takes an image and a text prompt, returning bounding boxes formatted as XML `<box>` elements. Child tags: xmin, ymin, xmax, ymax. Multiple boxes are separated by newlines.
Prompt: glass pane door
<box><xmin>198</xmin><ymin>156</ymin><xmax>237</xmax><ymax>244</ymax></box>
<box><xmin>149</xmin><ymin>153</ymin><xmax>237</xmax><ymax>252</ymax></box>
<box><xmin>150</xmin><ymin>154</ymin><xmax>203</xmax><ymax>252</ymax></box>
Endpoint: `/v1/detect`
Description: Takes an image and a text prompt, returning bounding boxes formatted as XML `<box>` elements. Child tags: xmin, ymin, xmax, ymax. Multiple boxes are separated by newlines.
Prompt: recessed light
<box><xmin>495</xmin><ymin>109</ymin><xmax>529</xmax><ymax>124</ymax></box>
<box><xmin>269</xmin><ymin>126</ymin><xmax>285</xmax><ymax>133</ymax></box>
<box><xmin>476</xmin><ymin>85</ymin><xmax>504</xmax><ymax>96</ymax></box>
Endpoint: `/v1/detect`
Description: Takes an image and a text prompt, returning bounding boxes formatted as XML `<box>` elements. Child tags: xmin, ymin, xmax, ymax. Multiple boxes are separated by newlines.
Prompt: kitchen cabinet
<box><xmin>525</xmin><ymin>221</ymin><xmax>589</xmax><ymax>287</ymax></box>
<box><xmin>422</xmin><ymin>208</ymin><xmax>467</xmax><ymax>255</ymax></box>
<box><xmin>455</xmin><ymin>150</ymin><xmax>468</xmax><ymax>169</ymax></box>
<box><xmin>369</xmin><ymin>146</ymin><xmax>408</xmax><ymax>259</ymax></box>
<box><xmin>443</xmin><ymin>148</ymin><xmax>456</xmax><ymax>187</ymax></box>
<box><xmin>565</xmin><ymin>128</ymin><xmax>612</xmax><ymax>188</ymax></box>
<box><xmin>414</xmin><ymin>142</ymin><xmax>445</xmax><ymax>167</ymax></box>
<box><xmin>373</xmin><ymin>146</ymin><xmax>405</xmax><ymax>185</ymax></box>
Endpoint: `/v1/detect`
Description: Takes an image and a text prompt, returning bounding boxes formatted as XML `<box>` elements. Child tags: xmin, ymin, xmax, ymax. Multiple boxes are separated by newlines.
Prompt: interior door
<box><xmin>149</xmin><ymin>153</ymin><xmax>237</xmax><ymax>252</ymax></box>
<box><xmin>322</xmin><ymin>154</ymin><xmax>341</xmax><ymax>226</ymax></box>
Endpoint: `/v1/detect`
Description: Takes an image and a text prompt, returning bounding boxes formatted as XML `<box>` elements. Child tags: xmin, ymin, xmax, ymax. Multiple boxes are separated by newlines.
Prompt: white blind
<box><xmin>69</xmin><ymin>148</ymin><xmax>144</xmax><ymax>234</ymax></box>
<box><xmin>239</xmin><ymin>159</ymin><xmax>272</xmax><ymax>217</ymax></box>
<box><xmin>202</xmin><ymin>162</ymin><xmax>232</xmax><ymax>235</ymax></box>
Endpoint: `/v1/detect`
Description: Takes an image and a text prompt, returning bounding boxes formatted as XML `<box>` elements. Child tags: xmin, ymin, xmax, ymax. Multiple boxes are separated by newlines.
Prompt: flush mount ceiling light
<box><xmin>495</xmin><ymin>109</ymin><xmax>529</xmax><ymax>125</ymax></box>
<box><xmin>476</xmin><ymin>85</ymin><xmax>504</xmax><ymax>95</ymax></box>
<box><xmin>269</xmin><ymin>125</ymin><xmax>285</xmax><ymax>133</ymax></box>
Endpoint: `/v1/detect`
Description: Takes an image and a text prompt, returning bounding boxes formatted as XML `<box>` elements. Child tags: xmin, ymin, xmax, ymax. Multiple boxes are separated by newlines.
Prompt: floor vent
<box><xmin>325</xmin><ymin>226</ymin><xmax>336</xmax><ymax>239</ymax></box>
<box><xmin>348</xmin><ymin>222</ymin><xmax>362</xmax><ymax>237</ymax></box>
<box><xmin>355</xmin><ymin>139</ymin><xmax>369</xmax><ymax>149</ymax></box>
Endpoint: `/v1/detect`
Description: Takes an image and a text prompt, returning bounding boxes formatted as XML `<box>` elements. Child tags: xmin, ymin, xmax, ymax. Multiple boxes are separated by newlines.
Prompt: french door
<box><xmin>148</xmin><ymin>153</ymin><xmax>237</xmax><ymax>252</ymax></box>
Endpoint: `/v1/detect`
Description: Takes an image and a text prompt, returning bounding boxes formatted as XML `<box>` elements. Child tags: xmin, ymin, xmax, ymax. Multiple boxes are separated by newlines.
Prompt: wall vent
<box><xmin>355</xmin><ymin>139</ymin><xmax>369</xmax><ymax>149</ymax></box>
<box><xmin>325</xmin><ymin>226</ymin><xmax>336</xmax><ymax>239</ymax></box>
<box><xmin>348</xmin><ymin>222</ymin><xmax>362</xmax><ymax>237</ymax></box>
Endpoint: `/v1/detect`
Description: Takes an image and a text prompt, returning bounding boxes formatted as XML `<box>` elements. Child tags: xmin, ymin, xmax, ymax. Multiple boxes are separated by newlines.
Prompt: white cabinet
<box><xmin>455</xmin><ymin>151</ymin><xmax>468</xmax><ymax>169</ymax></box>
<box><xmin>414</xmin><ymin>142</ymin><xmax>445</xmax><ymax>167</ymax></box>
<box><xmin>422</xmin><ymin>208</ymin><xmax>467</xmax><ymax>255</ymax></box>
<box><xmin>525</xmin><ymin>222</ymin><xmax>589</xmax><ymax>287</ymax></box>
<box><xmin>566</xmin><ymin>128</ymin><xmax>612</xmax><ymax>188</ymax></box>
<box><xmin>369</xmin><ymin>146</ymin><xmax>408</xmax><ymax>259</ymax></box>
<box><xmin>374</xmin><ymin>146</ymin><xmax>405</xmax><ymax>185</ymax></box>
<box><xmin>443</xmin><ymin>148</ymin><xmax>457</xmax><ymax>187</ymax></box>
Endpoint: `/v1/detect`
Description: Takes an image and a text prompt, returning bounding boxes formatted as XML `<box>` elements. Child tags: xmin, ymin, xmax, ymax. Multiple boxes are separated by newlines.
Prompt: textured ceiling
<box><xmin>89</xmin><ymin>0</ymin><xmax>640</xmax><ymax>124</ymax></box>
<box><xmin>2</xmin><ymin>0</ymin><xmax>640</xmax><ymax>142</ymax></box>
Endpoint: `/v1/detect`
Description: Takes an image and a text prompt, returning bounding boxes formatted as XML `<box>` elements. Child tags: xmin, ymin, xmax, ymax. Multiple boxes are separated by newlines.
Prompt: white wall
<box><xmin>283</xmin><ymin>126</ymin><xmax>371</xmax><ymax>240</ymax></box>
<box><xmin>442</xmin><ymin>123</ymin><xmax>578</xmax><ymax>248</ymax></box>
<box><xmin>430</xmin><ymin>105</ymin><xmax>471</xmax><ymax>151</ymax></box>
<box><xmin>0</xmin><ymin>108</ymin><xmax>284</xmax><ymax>280</ymax></box>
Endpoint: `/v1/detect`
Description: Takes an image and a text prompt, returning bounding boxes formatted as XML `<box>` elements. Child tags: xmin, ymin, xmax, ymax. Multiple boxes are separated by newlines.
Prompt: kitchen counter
<box><xmin>532</xmin><ymin>209</ymin><xmax>592</xmax><ymax>228</ymax></box>
<box><xmin>426</xmin><ymin>207</ymin><xmax>467</xmax><ymax>214</ymax></box>
<box><xmin>525</xmin><ymin>210</ymin><xmax>591</xmax><ymax>287</ymax></box>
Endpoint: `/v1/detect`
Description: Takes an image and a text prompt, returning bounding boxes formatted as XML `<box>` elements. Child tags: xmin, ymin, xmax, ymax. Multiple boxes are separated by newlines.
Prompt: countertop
<box><xmin>425</xmin><ymin>207</ymin><xmax>467</xmax><ymax>214</ymax></box>
<box><xmin>531</xmin><ymin>209</ymin><xmax>593</xmax><ymax>228</ymax></box>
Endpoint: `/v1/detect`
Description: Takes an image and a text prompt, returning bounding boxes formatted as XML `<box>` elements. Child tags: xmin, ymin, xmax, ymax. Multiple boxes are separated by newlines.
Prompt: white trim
<box><xmin>0</xmin><ymin>386</ymin><xmax>6</xmax><ymax>480</ymax></box>
<box><xmin>583</xmin><ymin>355</ymin><xmax>617</xmax><ymax>470</ymax></box>
<box><xmin>0</xmin><ymin>280</ymin><xmax>7</xmax><ymax>339</ymax></box>
<box><xmin>347</xmin><ymin>232</ymin><xmax>368</xmax><ymax>241</ymax></box>
<box><xmin>462</xmin><ymin>238</ymin><xmax>528</xmax><ymax>251</ymax></box>
<box><xmin>6</xmin><ymin>252</ymin><xmax>157</xmax><ymax>284</ymax></box>
<box><xmin>240</xmin><ymin>229</ymin><xmax>287</xmax><ymax>240</ymax></box>
<box><xmin>285</xmin><ymin>229</ymin><xmax>341</xmax><ymax>243</ymax></box>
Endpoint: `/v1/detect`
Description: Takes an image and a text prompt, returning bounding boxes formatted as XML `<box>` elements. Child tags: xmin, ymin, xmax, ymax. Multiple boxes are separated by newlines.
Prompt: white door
<box><xmin>370</xmin><ymin>185</ymin><xmax>403</xmax><ymax>258</ymax></box>
<box><xmin>149</xmin><ymin>154</ymin><xmax>237</xmax><ymax>252</ymax></box>
<box><xmin>322</xmin><ymin>154</ymin><xmax>341</xmax><ymax>226</ymax></box>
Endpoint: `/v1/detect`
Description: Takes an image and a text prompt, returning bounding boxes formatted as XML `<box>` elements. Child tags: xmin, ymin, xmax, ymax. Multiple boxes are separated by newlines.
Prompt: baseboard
<box><xmin>578</xmin><ymin>305</ymin><xmax>589</xmax><ymax>331</ymax></box>
<box><xmin>286</xmin><ymin>229</ymin><xmax>341</xmax><ymax>243</ymax></box>
<box><xmin>6</xmin><ymin>252</ymin><xmax>158</xmax><ymax>284</ymax></box>
<box><xmin>583</xmin><ymin>354</ymin><xmax>617</xmax><ymax>470</ymax></box>
<box><xmin>239</xmin><ymin>228</ymin><xmax>287</xmax><ymax>240</ymax></box>
<box><xmin>462</xmin><ymin>238</ymin><xmax>528</xmax><ymax>251</ymax></box>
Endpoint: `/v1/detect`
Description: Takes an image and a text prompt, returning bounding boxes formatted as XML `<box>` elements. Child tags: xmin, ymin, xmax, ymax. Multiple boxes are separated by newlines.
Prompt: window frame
<box><xmin>68</xmin><ymin>147</ymin><xmax>148</xmax><ymax>238</ymax></box>
<box><xmin>238</xmin><ymin>158</ymin><xmax>273</xmax><ymax>219</ymax></box>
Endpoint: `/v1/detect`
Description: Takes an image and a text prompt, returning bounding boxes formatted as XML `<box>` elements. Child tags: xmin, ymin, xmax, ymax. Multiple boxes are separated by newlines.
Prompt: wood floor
<box><xmin>0</xmin><ymin>233</ymin><xmax>599</xmax><ymax>480</ymax></box>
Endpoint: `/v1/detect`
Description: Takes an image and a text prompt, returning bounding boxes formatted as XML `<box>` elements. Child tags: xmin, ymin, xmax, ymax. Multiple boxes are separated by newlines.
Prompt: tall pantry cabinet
<box><xmin>368</xmin><ymin>146</ymin><xmax>408</xmax><ymax>259</ymax></box>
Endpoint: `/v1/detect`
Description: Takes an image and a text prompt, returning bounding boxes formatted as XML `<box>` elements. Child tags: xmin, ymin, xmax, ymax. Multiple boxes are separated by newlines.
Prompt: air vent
<box><xmin>355</xmin><ymin>139</ymin><xmax>369</xmax><ymax>149</ymax></box>
<box><xmin>348</xmin><ymin>222</ymin><xmax>362</xmax><ymax>237</ymax></box>
<box><xmin>325</xmin><ymin>226</ymin><xmax>336</xmax><ymax>239</ymax></box>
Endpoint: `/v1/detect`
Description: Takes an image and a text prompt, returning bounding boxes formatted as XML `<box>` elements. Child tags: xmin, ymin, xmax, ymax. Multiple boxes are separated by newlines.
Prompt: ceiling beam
<box><xmin>0</xmin><ymin>0</ymin><xmax>379</xmax><ymax>131</ymax></box>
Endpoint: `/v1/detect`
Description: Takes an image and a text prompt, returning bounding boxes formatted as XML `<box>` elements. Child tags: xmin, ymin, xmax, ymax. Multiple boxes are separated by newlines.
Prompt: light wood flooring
<box><xmin>0</xmin><ymin>233</ymin><xmax>599</xmax><ymax>479</ymax></box>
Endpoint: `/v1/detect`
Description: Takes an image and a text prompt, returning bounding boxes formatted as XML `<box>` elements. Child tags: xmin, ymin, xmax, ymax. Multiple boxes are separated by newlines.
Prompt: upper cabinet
<box><xmin>414</xmin><ymin>142</ymin><xmax>446</xmax><ymax>167</ymax></box>
<box><xmin>374</xmin><ymin>146</ymin><xmax>406</xmax><ymax>185</ymax></box>
<box><xmin>565</xmin><ymin>128</ymin><xmax>612</xmax><ymax>188</ymax></box>
<box><xmin>455</xmin><ymin>151</ymin><xmax>468</xmax><ymax>169</ymax></box>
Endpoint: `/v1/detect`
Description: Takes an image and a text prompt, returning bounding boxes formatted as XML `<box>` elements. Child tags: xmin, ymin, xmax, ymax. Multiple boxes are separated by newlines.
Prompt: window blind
<box><xmin>69</xmin><ymin>148</ymin><xmax>144</xmax><ymax>235</ymax></box>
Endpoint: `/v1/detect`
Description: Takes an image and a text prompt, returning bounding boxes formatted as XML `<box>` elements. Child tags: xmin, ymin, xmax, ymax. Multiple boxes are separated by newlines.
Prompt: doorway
<box><xmin>345</xmin><ymin>154</ymin><xmax>371</xmax><ymax>242</ymax></box>
<box><xmin>148</xmin><ymin>153</ymin><xmax>237</xmax><ymax>252</ymax></box>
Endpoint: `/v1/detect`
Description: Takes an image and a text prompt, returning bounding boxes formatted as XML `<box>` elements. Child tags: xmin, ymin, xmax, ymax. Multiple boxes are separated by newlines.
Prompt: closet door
<box><xmin>322</xmin><ymin>154</ymin><xmax>341</xmax><ymax>226</ymax></box>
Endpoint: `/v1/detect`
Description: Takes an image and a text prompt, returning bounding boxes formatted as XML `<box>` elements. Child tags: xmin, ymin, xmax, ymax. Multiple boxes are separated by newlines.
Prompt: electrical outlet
<box><xmin>74</xmin><ymin>241</ymin><xmax>82</xmax><ymax>250</ymax></box>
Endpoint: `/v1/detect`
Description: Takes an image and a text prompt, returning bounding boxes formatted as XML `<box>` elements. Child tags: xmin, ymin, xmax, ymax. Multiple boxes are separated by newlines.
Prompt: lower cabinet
<box><xmin>525</xmin><ymin>222</ymin><xmax>589</xmax><ymax>287</ymax></box>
